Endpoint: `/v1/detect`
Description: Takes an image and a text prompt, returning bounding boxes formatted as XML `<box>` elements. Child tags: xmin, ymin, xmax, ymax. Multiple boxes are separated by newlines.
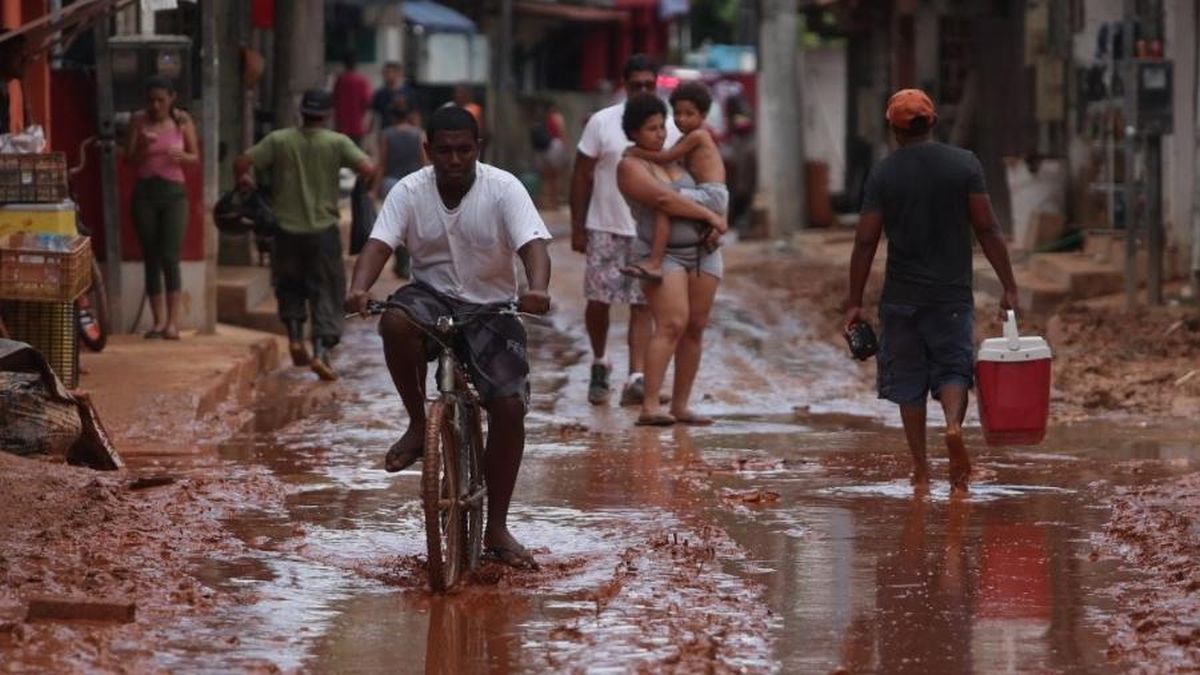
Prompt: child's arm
<box><xmin>626</xmin><ymin>129</ymin><xmax>705</xmax><ymax>164</ymax></box>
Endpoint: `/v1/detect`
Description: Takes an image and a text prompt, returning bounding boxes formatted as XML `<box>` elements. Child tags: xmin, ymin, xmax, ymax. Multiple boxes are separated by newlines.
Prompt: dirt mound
<box><xmin>1096</xmin><ymin>472</ymin><xmax>1200</xmax><ymax>670</ymax></box>
<box><xmin>1049</xmin><ymin>306</ymin><xmax>1200</xmax><ymax>417</ymax></box>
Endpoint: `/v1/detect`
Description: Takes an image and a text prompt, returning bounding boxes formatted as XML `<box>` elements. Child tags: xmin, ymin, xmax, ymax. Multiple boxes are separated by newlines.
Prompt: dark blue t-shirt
<box><xmin>861</xmin><ymin>141</ymin><xmax>987</xmax><ymax>306</ymax></box>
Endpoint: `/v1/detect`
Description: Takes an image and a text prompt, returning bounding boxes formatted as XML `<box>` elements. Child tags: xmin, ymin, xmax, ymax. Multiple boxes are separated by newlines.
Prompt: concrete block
<box><xmin>26</xmin><ymin>596</ymin><xmax>136</xmax><ymax>623</ymax></box>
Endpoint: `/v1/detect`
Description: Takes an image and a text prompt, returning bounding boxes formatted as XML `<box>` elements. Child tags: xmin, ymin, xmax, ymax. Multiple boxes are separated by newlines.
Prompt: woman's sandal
<box><xmin>620</xmin><ymin>263</ymin><xmax>663</xmax><ymax>283</ymax></box>
<box><xmin>143</xmin><ymin>329</ymin><xmax>164</xmax><ymax>340</ymax></box>
<box><xmin>635</xmin><ymin>412</ymin><xmax>676</xmax><ymax>427</ymax></box>
<box><xmin>673</xmin><ymin>411</ymin><xmax>715</xmax><ymax>426</ymax></box>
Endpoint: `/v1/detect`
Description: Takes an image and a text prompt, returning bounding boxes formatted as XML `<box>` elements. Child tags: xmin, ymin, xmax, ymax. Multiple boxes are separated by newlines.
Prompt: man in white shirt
<box><xmin>571</xmin><ymin>54</ymin><xmax>681</xmax><ymax>406</ymax></box>
<box><xmin>345</xmin><ymin>106</ymin><xmax>552</xmax><ymax>568</ymax></box>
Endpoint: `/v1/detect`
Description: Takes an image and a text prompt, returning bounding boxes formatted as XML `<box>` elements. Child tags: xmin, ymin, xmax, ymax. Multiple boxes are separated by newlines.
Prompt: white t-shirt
<box><xmin>577</xmin><ymin>102</ymin><xmax>681</xmax><ymax>237</ymax></box>
<box><xmin>369</xmin><ymin>163</ymin><xmax>552</xmax><ymax>304</ymax></box>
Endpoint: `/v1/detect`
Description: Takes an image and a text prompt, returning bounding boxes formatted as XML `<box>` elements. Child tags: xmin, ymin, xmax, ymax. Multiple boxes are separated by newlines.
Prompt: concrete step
<box><xmin>975</xmin><ymin>264</ymin><xmax>1070</xmax><ymax>315</ymax></box>
<box><xmin>1029</xmin><ymin>253</ymin><xmax>1124</xmax><ymax>298</ymax></box>
<box><xmin>223</xmin><ymin>295</ymin><xmax>286</xmax><ymax>336</ymax></box>
<box><xmin>217</xmin><ymin>266</ymin><xmax>274</xmax><ymax>323</ymax></box>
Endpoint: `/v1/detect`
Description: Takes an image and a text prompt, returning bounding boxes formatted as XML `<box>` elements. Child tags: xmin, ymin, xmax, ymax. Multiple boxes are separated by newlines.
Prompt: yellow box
<box><xmin>0</xmin><ymin>201</ymin><xmax>77</xmax><ymax>237</ymax></box>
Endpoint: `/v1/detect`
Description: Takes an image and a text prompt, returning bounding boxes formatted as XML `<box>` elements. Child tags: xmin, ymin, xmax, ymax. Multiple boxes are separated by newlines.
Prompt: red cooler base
<box><xmin>976</xmin><ymin>359</ymin><xmax>1052</xmax><ymax>446</ymax></box>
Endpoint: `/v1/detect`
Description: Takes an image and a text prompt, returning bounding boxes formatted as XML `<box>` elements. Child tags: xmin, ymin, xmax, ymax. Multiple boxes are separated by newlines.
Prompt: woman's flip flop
<box><xmin>635</xmin><ymin>412</ymin><xmax>676</xmax><ymax>427</ymax></box>
<box><xmin>673</xmin><ymin>412</ymin><xmax>715</xmax><ymax>426</ymax></box>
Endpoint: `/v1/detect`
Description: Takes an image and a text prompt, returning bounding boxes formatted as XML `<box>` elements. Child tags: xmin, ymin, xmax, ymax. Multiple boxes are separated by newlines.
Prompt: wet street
<box><xmin>118</xmin><ymin>246</ymin><xmax>1200</xmax><ymax>673</ymax></box>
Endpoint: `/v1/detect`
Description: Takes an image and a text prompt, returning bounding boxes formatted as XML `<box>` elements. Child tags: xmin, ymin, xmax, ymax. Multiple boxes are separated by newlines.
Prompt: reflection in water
<box><xmin>424</xmin><ymin>595</ymin><xmax>527</xmax><ymax>675</ymax></box>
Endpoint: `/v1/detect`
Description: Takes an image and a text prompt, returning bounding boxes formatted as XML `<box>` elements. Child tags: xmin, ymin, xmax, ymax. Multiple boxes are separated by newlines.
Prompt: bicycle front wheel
<box><xmin>423</xmin><ymin>399</ymin><xmax>467</xmax><ymax>592</ymax></box>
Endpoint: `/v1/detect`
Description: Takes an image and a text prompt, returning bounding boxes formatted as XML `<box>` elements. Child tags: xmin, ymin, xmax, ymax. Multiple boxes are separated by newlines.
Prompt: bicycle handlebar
<box><xmin>345</xmin><ymin>299</ymin><xmax>532</xmax><ymax>321</ymax></box>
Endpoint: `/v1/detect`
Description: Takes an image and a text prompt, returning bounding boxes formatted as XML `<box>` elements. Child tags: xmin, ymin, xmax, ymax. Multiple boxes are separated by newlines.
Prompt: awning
<box><xmin>514</xmin><ymin>1</ymin><xmax>627</xmax><ymax>22</ymax></box>
<box><xmin>403</xmin><ymin>1</ymin><xmax>476</xmax><ymax>34</ymax></box>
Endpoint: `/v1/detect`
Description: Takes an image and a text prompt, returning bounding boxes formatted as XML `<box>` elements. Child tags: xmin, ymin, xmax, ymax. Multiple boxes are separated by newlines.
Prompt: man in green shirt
<box><xmin>234</xmin><ymin>89</ymin><xmax>375</xmax><ymax>380</ymax></box>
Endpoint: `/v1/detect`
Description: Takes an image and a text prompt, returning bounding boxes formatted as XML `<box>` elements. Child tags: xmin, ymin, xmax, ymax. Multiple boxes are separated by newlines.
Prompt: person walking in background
<box><xmin>453</xmin><ymin>85</ymin><xmax>486</xmax><ymax>153</ymax></box>
<box><xmin>844</xmin><ymin>89</ymin><xmax>1019</xmax><ymax>494</ymax></box>
<box><xmin>532</xmin><ymin>102</ymin><xmax>567</xmax><ymax>209</ymax></box>
<box><xmin>376</xmin><ymin>100</ymin><xmax>426</xmax><ymax>200</ymax></box>
<box><xmin>371</xmin><ymin>61</ymin><xmax>417</xmax><ymax>134</ymax></box>
<box><xmin>233</xmin><ymin>89</ymin><xmax>376</xmax><ymax>381</ymax></box>
<box><xmin>375</xmin><ymin>100</ymin><xmax>426</xmax><ymax>280</ymax></box>
<box><xmin>126</xmin><ymin>76</ymin><xmax>199</xmax><ymax>340</ymax></box>
<box><xmin>570</xmin><ymin>54</ymin><xmax>680</xmax><ymax>406</ymax></box>
<box><xmin>332</xmin><ymin>54</ymin><xmax>371</xmax><ymax>145</ymax></box>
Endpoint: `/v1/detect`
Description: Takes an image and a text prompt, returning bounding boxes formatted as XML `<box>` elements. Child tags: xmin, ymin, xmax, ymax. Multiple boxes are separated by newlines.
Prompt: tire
<box><xmin>422</xmin><ymin>399</ymin><xmax>467</xmax><ymax>593</ymax></box>
<box><xmin>458</xmin><ymin>397</ymin><xmax>486</xmax><ymax>572</ymax></box>
<box><xmin>77</xmin><ymin>258</ymin><xmax>110</xmax><ymax>352</ymax></box>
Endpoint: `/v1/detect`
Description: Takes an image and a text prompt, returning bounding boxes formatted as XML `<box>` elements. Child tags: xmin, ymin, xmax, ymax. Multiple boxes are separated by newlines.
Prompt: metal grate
<box><xmin>1</xmin><ymin>301</ymin><xmax>78</xmax><ymax>388</ymax></box>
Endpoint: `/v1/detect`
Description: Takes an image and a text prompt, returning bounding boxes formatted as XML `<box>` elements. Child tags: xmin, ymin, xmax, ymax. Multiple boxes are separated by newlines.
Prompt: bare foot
<box><xmin>483</xmin><ymin>528</ymin><xmax>539</xmax><ymax>569</ymax></box>
<box><xmin>911</xmin><ymin>468</ymin><xmax>930</xmax><ymax>495</ymax></box>
<box><xmin>385</xmin><ymin>424</ymin><xmax>424</xmax><ymax>473</ymax></box>
<box><xmin>945</xmin><ymin>428</ymin><xmax>971</xmax><ymax>494</ymax></box>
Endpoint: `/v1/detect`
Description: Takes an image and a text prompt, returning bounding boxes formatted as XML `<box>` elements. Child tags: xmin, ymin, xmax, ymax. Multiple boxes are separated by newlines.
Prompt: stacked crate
<box><xmin>0</xmin><ymin>153</ymin><xmax>86</xmax><ymax>388</ymax></box>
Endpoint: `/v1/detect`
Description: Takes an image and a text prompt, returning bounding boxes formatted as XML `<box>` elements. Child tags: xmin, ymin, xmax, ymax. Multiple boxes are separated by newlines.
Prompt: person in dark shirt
<box><xmin>845</xmin><ymin>88</ymin><xmax>1018</xmax><ymax>495</ymax></box>
<box><xmin>371</xmin><ymin>61</ymin><xmax>417</xmax><ymax>134</ymax></box>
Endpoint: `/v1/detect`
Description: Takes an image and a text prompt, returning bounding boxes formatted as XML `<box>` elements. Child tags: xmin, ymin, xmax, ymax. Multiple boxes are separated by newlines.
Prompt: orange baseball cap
<box><xmin>886</xmin><ymin>89</ymin><xmax>936</xmax><ymax>130</ymax></box>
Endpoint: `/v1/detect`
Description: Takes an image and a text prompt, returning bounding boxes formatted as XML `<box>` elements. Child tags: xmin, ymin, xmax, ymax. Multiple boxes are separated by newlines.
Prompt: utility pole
<box><xmin>200</xmin><ymin>0</ymin><xmax>219</xmax><ymax>333</ymax></box>
<box><xmin>1122</xmin><ymin>0</ymin><xmax>1138</xmax><ymax>310</ymax></box>
<box><xmin>756</xmin><ymin>0</ymin><xmax>805</xmax><ymax>237</ymax></box>
<box><xmin>490</xmin><ymin>0</ymin><xmax>514</xmax><ymax>169</ymax></box>
<box><xmin>273</xmin><ymin>0</ymin><xmax>324</xmax><ymax>129</ymax></box>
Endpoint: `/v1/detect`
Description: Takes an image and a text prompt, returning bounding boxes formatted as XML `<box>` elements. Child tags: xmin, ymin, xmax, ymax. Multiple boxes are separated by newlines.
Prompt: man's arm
<box><xmin>969</xmin><ymin>193</ymin><xmax>1019</xmax><ymax>318</ymax></box>
<box><xmin>353</xmin><ymin>158</ymin><xmax>376</xmax><ymax>181</ymax></box>
<box><xmin>844</xmin><ymin>211</ymin><xmax>883</xmax><ymax>326</ymax></box>
<box><xmin>344</xmin><ymin>239</ymin><xmax>393</xmax><ymax>314</ymax></box>
<box><xmin>233</xmin><ymin>154</ymin><xmax>255</xmax><ymax>189</ymax></box>
<box><xmin>626</xmin><ymin>129</ymin><xmax>704</xmax><ymax>164</ymax></box>
<box><xmin>569</xmin><ymin>151</ymin><xmax>596</xmax><ymax>253</ymax></box>
<box><xmin>516</xmin><ymin>238</ymin><xmax>552</xmax><ymax>315</ymax></box>
<box><xmin>616</xmin><ymin>158</ymin><xmax>724</xmax><ymax>230</ymax></box>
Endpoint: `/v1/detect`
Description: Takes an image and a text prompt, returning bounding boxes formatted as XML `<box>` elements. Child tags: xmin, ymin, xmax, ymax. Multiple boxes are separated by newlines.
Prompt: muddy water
<box><xmin>122</xmin><ymin>274</ymin><xmax>1200</xmax><ymax>673</ymax></box>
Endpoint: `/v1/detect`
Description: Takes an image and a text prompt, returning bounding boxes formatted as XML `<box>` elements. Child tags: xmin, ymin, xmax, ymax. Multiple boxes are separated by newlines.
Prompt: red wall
<box><xmin>50</xmin><ymin>69</ymin><xmax>204</xmax><ymax>263</ymax></box>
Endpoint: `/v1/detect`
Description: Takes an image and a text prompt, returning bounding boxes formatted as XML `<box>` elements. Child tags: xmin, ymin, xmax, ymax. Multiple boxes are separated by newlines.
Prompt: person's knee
<box><xmin>657</xmin><ymin>316</ymin><xmax>686</xmax><ymax>342</ymax></box>
<box><xmin>485</xmin><ymin>395</ymin><xmax>526</xmax><ymax>423</ymax></box>
<box><xmin>684</xmin><ymin>315</ymin><xmax>708</xmax><ymax>339</ymax></box>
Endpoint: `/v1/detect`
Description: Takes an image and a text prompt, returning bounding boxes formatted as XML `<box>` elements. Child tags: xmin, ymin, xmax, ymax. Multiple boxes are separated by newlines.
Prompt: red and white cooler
<box><xmin>976</xmin><ymin>310</ymin><xmax>1053</xmax><ymax>446</ymax></box>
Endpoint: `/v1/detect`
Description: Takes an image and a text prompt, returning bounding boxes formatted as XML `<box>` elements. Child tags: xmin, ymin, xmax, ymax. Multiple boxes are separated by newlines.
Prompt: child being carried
<box><xmin>621</xmin><ymin>80</ymin><xmax>728</xmax><ymax>282</ymax></box>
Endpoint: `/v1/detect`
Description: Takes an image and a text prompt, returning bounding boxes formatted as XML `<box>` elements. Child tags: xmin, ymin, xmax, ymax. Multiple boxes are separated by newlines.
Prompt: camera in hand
<box><xmin>844</xmin><ymin>319</ymin><xmax>879</xmax><ymax>361</ymax></box>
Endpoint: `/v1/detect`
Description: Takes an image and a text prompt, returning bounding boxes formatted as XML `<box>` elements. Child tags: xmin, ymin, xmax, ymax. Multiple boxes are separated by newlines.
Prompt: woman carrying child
<box><xmin>616</xmin><ymin>90</ymin><xmax>728</xmax><ymax>426</ymax></box>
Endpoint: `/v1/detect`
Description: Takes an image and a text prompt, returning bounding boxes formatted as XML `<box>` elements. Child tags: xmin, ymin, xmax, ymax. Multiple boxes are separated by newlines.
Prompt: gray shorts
<box><xmin>633</xmin><ymin>181</ymin><xmax>727</xmax><ymax>279</ymax></box>
<box><xmin>877</xmin><ymin>302</ymin><xmax>975</xmax><ymax>405</ymax></box>
<box><xmin>681</xmin><ymin>182</ymin><xmax>729</xmax><ymax>216</ymax></box>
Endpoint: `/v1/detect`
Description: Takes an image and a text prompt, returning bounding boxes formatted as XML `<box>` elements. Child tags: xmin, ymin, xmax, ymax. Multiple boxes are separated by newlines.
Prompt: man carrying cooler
<box><xmin>844</xmin><ymin>89</ymin><xmax>1019</xmax><ymax>494</ymax></box>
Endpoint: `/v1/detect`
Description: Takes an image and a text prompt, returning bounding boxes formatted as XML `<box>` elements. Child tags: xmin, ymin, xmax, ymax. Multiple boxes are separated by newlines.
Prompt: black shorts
<box><xmin>385</xmin><ymin>282</ymin><xmax>529</xmax><ymax>404</ymax></box>
<box><xmin>877</xmin><ymin>302</ymin><xmax>974</xmax><ymax>406</ymax></box>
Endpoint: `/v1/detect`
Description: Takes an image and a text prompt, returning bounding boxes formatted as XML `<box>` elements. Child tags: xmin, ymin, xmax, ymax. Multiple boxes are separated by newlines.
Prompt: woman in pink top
<box><xmin>127</xmin><ymin>77</ymin><xmax>199</xmax><ymax>339</ymax></box>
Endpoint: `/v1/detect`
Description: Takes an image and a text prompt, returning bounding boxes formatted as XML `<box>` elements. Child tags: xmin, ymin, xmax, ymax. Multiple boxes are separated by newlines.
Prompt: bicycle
<box><xmin>68</xmin><ymin>137</ymin><xmax>111</xmax><ymax>352</ymax></box>
<box><xmin>349</xmin><ymin>298</ymin><xmax>528</xmax><ymax>592</ymax></box>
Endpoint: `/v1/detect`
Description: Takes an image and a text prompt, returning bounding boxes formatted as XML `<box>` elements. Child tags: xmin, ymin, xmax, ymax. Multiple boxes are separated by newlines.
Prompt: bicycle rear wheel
<box><xmin>77</xmin><ymin>258</ymin><xmax>110</xmax><ymax>352</ymax></box>
<box><xmin>423</xmin><ymin>399</ymin><xmax>467</xmax><ymax>592</ymax></box>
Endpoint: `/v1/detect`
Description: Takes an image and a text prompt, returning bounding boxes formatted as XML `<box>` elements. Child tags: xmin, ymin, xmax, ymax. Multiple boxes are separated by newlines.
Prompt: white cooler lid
<box><xmin>977</xmin><ymin>310</ymin><xmax>1052</xmax><ymax>362</ymax></box>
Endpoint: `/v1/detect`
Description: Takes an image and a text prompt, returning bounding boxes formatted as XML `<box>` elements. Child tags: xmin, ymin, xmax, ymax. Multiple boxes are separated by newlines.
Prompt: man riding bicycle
<box><xmin>345</xmin><ymin>106</ymin><xmax>552</xmax><ymax>568</ymax></box>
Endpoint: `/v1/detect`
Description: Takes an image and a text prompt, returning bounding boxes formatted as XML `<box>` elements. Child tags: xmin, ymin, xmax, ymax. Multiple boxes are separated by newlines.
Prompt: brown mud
<box><xmin>2</xmin><ymin>239</ymin><xmax>1199</xmax><ymax>672</ymax></box>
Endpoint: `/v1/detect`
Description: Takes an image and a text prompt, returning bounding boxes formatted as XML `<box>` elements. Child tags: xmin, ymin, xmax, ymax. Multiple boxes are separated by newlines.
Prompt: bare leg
<box><xmin>481</xmin><ymin>396</ymin><xmax>536</xmax><ymax>567</ymax></box>
<box><xmin>669</xmin><ymin>272</ymin><xmax>719</xmax><ymax>422</ymax></box>
<box><xmin>641</xmin><ymin>272</ymin><xmax>688</xmax><ymax>419</ymax></box>
<box><xmin>938</xmin><ymin>383</ymin><xmax>971</xmax><ymax>494</ymax></box>
<box><xmin>585</xmin><ymin>300</ymin><xmax>610</xmax><ymax>361</ymax></box>
<box><xmin>380</xmin><ymin>310</ymin><xmax>429</xmax><ymax>472</ymax></box>
<box><xmin>163</xmin><ymin>290</ymin><xmax>181</xmax><ymax>338</ymax></box>
<box><xmin>148</xmin><ymin>293</ymin><xmax>166</xmax><ymax>332</ymax></box>
<box><xmin>628</xmin><ymin>304</ymin><xmax>652</xmax><ymax>376</ymax></box>
<box><xmin>900</xmin><ymin>403</ymin><xmax>929</xmax><ymax>492</ymax></box>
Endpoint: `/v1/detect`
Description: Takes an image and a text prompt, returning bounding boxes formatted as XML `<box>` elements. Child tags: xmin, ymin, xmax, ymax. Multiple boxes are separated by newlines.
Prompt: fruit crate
<box><xmin>0</xmin><ymin>300</ymin><xmax>78</xmax><ymax>388</ymax></box>
<box><xmin>0</xmin><ymin>234</ymin><xmax>92</xmax><ymax>302</ymax></box>
<box><xmin>0</xmin><ymin>153</ymin><xmax>69</xmax><ymax>203</ymax></box>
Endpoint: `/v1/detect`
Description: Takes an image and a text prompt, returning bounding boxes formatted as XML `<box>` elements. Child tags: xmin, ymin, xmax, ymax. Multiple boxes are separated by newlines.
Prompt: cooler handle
<box><xmin>1003</xmin><ymin>309</ymin><xmax>1021</xmax><ymax>351</ymax></box>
